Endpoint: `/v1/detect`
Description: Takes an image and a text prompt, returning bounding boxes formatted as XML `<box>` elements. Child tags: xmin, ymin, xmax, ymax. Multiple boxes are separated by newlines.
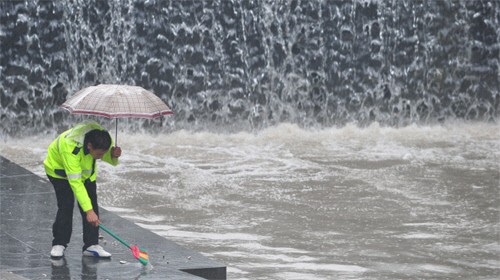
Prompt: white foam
<box><xmin>102</xmin><ymin>206</ymin><xmax>137</xmax><ymax>213</ymax></box>
<box><xmin>241</xmin><ymin>262</ymin><xmax>368</xmax><ymax>273</ymax></box>
<box><xmin>418</xmin><ymin>264</ymin><xmax>461</xmax><ymax>274</ymax></box>
<box><xmin>402</xmin><ymin>222</ymin><xmax>450</xmax><ymax>228</ymax></box>
<box><xmin>158</xmin><ymin>230</ymin><xmax>267</xmax><ymax>242</ymax></box>
<box><xmin>136</xmin><ymin>223</ymin><xmax>267</xmax><ymax>242</ymax></box>
<box><xmin>396</xmin><ymin>233</ymin><xmax>446</xmax><ymax>239</ymax></box>
<box><xmin>226</xmin><ymin>266</ymin><xmax>249</xmax><ymax>276</ymax></box>
<box><xmin>119</xmin><ymin>214</ymin><xmax>165</xmax><ymax>223</ymax></box>
<box><xmin>135</xmin><ymin>223</ymin><xmax>176</xmax><ymax>231</ymax></box>
<box><xmin>232</xmin><ymin>242</ymin><xmax>310</xmax><ymax>254</ymax></box>
<box><xmin>272</xmin><ymin>272</ymin><xmax>327</xmax><ymax>280</ymax></box>
<box><xmin>212</xmin><ymin>251</ymin><xmax>318</xmax><ymax>263</ymax></box>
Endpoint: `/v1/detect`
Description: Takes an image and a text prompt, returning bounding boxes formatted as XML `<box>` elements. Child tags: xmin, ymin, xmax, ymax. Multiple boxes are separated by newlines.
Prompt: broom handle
<box><xmin>99</xmin><ymin>224</ymin><xmax>131</xmax><ymax>248</ymax></box>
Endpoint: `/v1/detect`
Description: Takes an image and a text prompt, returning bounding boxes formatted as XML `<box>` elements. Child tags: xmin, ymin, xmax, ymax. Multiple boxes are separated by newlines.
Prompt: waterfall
<box><xmin>1</xmin><ymin>0</ymin><xmax>499</xmax><ymax>136</ymax></box>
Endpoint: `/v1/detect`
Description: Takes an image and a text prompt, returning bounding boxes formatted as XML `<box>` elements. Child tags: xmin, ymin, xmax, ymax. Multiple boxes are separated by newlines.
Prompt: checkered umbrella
<box><xmin>61</xmin><ymin>84</ymin><xmax>173</xmax><ymax>118</ymax></box>
<box><xmin>61</xmin><ymin>84</ymin><xmax>173</xmax><ymax>144</ymax></box>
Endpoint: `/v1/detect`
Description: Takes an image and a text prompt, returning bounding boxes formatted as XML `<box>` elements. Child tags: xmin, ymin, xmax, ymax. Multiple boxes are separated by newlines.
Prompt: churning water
<box><xmin>1</xmin><ymin>122</ymin><xmax>499</xmax><ymax>279</ymax></box>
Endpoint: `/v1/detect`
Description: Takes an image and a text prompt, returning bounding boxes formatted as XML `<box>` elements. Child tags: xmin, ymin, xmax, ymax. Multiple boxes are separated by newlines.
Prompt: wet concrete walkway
<box><xmin>0</xmin><ymin>156</ymin><xmax>226</xmax><ymax>279</ymax></box>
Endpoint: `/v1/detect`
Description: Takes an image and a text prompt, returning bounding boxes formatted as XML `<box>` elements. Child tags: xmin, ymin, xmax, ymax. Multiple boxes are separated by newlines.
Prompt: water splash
<box><xmin>143</xmin><ymin>260</ymin><xmax>154</xmax><ymax>272</ymax></box>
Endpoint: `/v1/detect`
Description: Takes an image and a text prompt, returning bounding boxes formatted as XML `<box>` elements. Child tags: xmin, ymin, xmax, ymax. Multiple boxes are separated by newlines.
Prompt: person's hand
<box><xmin>111</xmin><ymin>146</ymin><xmax>122</xmax><ymax>158</ymax></box>
<box><xmin>86</xmin><ymin>209</ymin><xmax>100</xmax><ymax>227</ymax></box>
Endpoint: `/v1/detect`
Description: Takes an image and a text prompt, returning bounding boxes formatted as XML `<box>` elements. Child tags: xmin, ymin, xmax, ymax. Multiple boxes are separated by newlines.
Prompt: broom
<box><xmin>99</xmin><ymin>224</ymin><xmax>149</xmax><ymax>265</ymax></box>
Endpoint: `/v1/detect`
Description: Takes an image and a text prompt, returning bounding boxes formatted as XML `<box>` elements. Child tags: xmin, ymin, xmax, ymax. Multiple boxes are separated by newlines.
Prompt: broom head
<box><xmin>130</xmin><ymin>245</ymin><xmax>149</xmax><ymax>265</ymax></box>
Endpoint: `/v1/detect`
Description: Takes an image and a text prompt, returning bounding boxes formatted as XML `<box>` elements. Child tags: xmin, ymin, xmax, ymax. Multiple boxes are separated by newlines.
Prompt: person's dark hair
<box><xmin>84</xmin><ymin>129</ymin><xmax>112</xmax><ymax>150</ymax></box>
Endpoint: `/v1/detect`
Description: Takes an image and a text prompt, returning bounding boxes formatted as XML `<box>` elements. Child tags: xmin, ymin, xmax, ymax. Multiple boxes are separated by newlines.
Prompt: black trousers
<box><xmin>48</xmin><ymin>175</ymin><xmax>99</xmax><ymax>251</ymax></box>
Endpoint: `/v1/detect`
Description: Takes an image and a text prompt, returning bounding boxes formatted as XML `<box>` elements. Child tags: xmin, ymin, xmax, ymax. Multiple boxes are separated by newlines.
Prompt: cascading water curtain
<box><xmin>1</xmin><ymin>0</ymin><xmax>498</xmax><ymax>136</ymax></box>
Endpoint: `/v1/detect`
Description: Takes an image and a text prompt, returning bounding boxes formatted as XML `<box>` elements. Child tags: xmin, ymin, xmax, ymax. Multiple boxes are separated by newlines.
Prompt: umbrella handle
<box><xmin>115</xmin><ymin>119</ymin><xmax>118</xmax><ymax>146</ymax></box>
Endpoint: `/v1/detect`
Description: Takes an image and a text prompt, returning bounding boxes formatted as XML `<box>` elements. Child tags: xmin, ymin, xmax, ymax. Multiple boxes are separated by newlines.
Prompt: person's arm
<box><xmin>62</xmin><ymin>152</ymin><xmax>100</xmax><ymax>226</ymax></box>
<box><xmin>61</xmin><ymin>151</ymin><xmax>93</xmax><ymax>213</ymax></box>
<box><xmin>102</xmin><ymin>146</ymin><xmax>121</xmax><ymax>166</ymax></box>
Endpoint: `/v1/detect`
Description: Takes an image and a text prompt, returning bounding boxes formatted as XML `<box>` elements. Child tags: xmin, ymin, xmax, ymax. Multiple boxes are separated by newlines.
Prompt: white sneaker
<box><xmin>50</xmin><ymin>245</ymin><xmax>65</xmax><ymax>258</ymax></box>
<box><xmin>83</xmin><ymin>245</ymin><xmax>112</xmax><ymax>258</ymax></box>
<box><xmin>50</xmin><ymin>257</ymin><xmax>66</xmax><ymax>267</ymax></box>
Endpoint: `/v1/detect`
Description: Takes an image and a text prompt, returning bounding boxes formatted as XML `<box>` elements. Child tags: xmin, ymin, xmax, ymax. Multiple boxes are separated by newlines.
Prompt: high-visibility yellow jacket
<box><xmin>44</xmin><ymin>122</ymin><xmax>118</xmax><ymax>212</ymax></box>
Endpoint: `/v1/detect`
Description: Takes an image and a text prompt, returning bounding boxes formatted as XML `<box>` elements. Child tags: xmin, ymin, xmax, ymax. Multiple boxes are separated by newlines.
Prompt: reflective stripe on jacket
<box><xmin>44</xmin><ymin>122</ymin><xmax>118</xmax><ymax>212</ymax></box>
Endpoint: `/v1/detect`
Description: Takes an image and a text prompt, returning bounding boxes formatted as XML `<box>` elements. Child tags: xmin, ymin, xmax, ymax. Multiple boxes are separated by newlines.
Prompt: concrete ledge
<box><xmin>0</xmin><ymin>156</ymin><xmax>226</xmax><ymax>279</ymax></box>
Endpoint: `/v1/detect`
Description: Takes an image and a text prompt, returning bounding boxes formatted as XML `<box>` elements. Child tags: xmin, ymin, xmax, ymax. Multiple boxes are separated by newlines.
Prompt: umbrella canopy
<box><xmin>60</xmin><ymin>84</ymin><xmax>173</xmax><ymax>145</ymax></box>
<box><xmin>60</xmin><ymin>84</ymin><xmax>173</xmax><ymax>119</ymax></box>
